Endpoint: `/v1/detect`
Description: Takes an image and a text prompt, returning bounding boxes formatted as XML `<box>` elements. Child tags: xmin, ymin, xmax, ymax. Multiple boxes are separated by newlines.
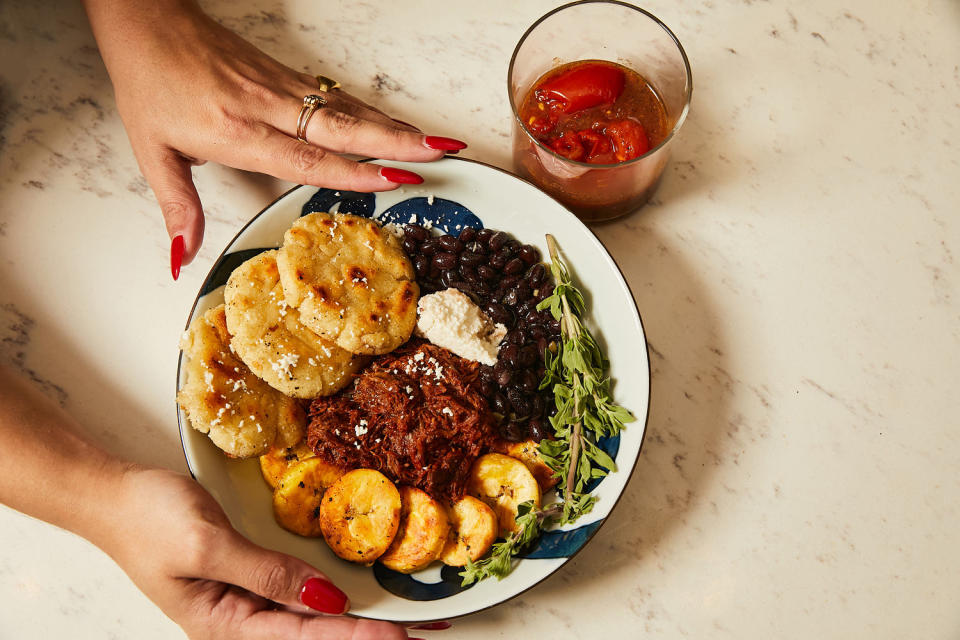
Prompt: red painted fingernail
<box><xmin>423</xmin><ymin>136</ymin><xmax>467</xmax><ymax>151</ymax></box>
<box><xmin>411</xmin><ymin>621</ymin><xmax>452</xmax><ymax>630</ymax></box>
<box><xmin>380</xmin><ymin>167</ymin><xmax>424</xmax><ymax>185</ymax></box>
<box><xmin>299</xmin><ymin>577</ymin><xmax>349</xmax><ymax>614</ymax></box>
<box><xmin>170</xmin><ymin>235</ymin><xmax>184</xmax><ymax>281</ymax></box>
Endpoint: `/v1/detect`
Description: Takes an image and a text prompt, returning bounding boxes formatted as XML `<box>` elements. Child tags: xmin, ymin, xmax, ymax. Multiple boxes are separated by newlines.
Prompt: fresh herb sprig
<box><xmin>459</xmin><ymin>234</ymin><xmax>635</xmax><ymax>585</ymax></box>
<box><xmin>537</xmin><ymin>233</ymin><xmax>636</xmax><ymax>524</ymax></box>
<box><xmin>460</xmin><ymin>501</ymin><xmax>558</xmax><ymax>585</ymax></box>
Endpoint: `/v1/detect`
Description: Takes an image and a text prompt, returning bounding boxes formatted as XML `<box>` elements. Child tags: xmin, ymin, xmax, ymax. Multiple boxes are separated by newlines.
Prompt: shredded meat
<box><xmin>307</xmin><ymin>340</ymin><xmax>496</xmax><ymax>502</ymax></box>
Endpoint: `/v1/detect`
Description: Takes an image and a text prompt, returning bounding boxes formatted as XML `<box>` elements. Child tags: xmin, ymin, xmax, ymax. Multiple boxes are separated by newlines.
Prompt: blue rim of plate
<box><xmin>175</xmin><ymin>156</ymin><xmax>652</xmax><ymax>621</ymax></box>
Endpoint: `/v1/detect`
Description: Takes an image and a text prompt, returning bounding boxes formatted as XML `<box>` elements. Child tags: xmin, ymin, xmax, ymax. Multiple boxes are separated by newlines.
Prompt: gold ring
<box><xmin>297</xmin><ymin>94</ymin><xmax>326</xmax><ymax>144</ymax></box>
<box><xmin>315</xmin><ymin>74</ymin><xmax>341</xmax><ymax>92</ymax></box>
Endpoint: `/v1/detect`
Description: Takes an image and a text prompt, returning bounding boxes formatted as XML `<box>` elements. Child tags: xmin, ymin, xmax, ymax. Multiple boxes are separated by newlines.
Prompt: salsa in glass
<box><xmin>518</xmin><ymin>60</ymin><xmax>668</xmax><ymax>165</ymax></box>
<box><xmin>512</xmin><ymin>59</ymin><xmax>674</xmax><ymax>222</ymax></box>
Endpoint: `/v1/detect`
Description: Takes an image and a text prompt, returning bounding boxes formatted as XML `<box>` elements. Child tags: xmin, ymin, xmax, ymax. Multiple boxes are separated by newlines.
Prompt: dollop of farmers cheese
<box><xmin>415</xmin><ymin>288</ymin><xmax>507</xmax><ymax>365</ymax></box>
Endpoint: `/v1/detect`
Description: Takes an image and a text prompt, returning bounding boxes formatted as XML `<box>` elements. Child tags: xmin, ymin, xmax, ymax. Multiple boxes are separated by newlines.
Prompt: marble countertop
<box><xmin>1</xmin><ymin>0</ymin><xmax>958</xmax><ymax>637</ymax></box>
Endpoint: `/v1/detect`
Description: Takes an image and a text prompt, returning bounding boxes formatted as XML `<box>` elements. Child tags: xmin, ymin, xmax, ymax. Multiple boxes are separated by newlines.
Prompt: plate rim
<box><xmin>175</xmin><ymin>155</ymin><xmax>652</xmax><ymax>621</ymax></box>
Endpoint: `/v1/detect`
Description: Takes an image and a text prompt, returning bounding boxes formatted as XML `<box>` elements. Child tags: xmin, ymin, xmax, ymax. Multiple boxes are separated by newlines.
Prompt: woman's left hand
<box><xmin>0</xmin><ymin>367</ymin><xmax>416</xmax><ymax>639</ymax></box>
<box><xmin>96</xmin><ymin>466</ymin><xmax>414</xmax><ymax>640</ymax></box>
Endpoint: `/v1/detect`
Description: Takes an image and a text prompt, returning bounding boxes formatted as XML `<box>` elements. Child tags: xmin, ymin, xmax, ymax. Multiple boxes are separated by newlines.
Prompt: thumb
<box><xmin>204</xmin><ymin>530</ymin><xmax>350</xmax><ymax>615</ymax></box>
<box><xmin>139</xmin><ymin>147</ymin><xmax>205</xmax><ymax>279</ymax></box>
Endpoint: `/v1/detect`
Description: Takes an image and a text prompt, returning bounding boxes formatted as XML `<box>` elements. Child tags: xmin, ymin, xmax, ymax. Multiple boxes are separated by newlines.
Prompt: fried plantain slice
<box><xmin>378</xmin><ymin>486</ymin><xmax>451</xmax><ymax>574</ymax></box>
<box><xmin>439</xmin><ymin>495</ymin><xmax>498</xmax><ymax>567</ymax></box>
<box><xmin>467</xmin><ymin>453</ymin><xmax>541</xmax><ymax>537</ymax></box>
<box><xmin>319</xmin><ymin>469</ymin><xmax>401</xmax><ymax>565</ymax></box>
<box><xmin>272</xmin><ymin>457</ymin><xmax>346</xmax><ymax>537</ymax></box>
<box><xmin>494</xmin><ymin>439</ymin><xmax>559</xmax><ymax>492</ymax></box>
<box><xmin>259</xmin><ymin>439</ymin><xmax>316</xmax><ymax>490</ymax></box>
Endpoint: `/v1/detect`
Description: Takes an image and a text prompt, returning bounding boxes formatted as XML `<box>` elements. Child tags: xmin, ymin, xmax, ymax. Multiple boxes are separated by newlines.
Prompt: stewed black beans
<box><xmin>402</xmin><ymin>224</ymin><xmax>560</xmax><ymax>442</ymax></box>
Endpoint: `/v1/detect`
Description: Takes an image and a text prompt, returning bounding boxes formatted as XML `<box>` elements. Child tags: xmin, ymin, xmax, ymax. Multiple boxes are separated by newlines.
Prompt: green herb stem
<box><xmin>564</xmin><ymin>420</ymin><xmax>582</xmax><ymax>502</ymax></box>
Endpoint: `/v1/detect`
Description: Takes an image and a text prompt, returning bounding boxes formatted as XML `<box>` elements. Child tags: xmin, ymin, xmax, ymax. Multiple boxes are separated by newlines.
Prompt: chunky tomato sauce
<box><xmin>307</xmin><ymin>340</ymin><xmax>496</xmax><ymax>502</ymax></box>
<box><xmin>518</xmin><ymin>60</ymin><xmax>668</xmax><ymax>164</ymax></box>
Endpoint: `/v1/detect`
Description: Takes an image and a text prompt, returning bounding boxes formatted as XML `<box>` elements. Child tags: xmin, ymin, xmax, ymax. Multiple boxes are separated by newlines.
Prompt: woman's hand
<box><xmin>0</xmin><ymin>368</ymin><xmax>435</xmax><ymax>639</ymax></box>
<box><xmin>101</xmin><ymin>466</ymin><xmax>412</xmax><ymax>640</ymax></box>
<box><xmin>82</xmin><ymin>0</ymin><xmax>466</xmax><ymax>275</ymax></box>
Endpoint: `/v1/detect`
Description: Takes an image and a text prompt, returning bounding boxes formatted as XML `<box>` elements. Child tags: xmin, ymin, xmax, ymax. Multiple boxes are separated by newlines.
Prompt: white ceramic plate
<box><xmin>176</xmin><ymin>157</ymin><xmax>650</xmax><ymax>621</ymax></box>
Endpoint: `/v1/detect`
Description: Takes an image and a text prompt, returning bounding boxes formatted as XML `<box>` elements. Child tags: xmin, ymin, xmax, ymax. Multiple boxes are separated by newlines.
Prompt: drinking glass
<box><xmin>508</xmin><ymin>1</ymin><xmax>692</xmax><ymax>222</ymax></box>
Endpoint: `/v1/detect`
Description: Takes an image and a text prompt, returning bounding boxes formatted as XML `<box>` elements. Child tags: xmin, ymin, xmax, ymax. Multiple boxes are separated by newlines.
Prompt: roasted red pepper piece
<box><xmin>526</xmin><ymin>114</ymin><xmax>556</xmax><ymax>136</ymax></box>
<box><xmin>536</xmin><ymin>63</ymin><xmax>626</xmax><ymax>114</ymax></box>
<box><xmin>549</xmin><ymin>130</ymin><xmax>586</xmax><ymax>161</ymax></box>
<box><xmin>577</xmin><ymin>129</ymin><xmax>613</xmax><ymax>163</ymax></box>
<box><xmin>606</xmin><ymin>119</ymin><xmax>650</xmax><ymax>162</ymax></box>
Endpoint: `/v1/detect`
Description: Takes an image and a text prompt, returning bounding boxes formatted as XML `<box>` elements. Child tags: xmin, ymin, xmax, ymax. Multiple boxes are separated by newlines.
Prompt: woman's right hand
<box><xmin>82</xmin><ymin>0</ymin><xmax>467</xmax><ymax>276</ymax></box>
<box><xmin>101</xmin><ymin>466</ymin><xmax>413</xmax><ymax>640</ymax></box>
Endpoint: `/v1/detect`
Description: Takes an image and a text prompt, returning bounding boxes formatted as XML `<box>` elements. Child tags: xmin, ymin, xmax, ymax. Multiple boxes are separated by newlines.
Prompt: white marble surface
<box><xmin>1</xmin><ymin>0</ymin><xmax>958</xmax><ymax>637</ymax></box>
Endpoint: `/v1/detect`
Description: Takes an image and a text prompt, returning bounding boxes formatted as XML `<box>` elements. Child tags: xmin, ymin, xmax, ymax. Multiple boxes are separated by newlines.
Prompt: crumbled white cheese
<box><xmin>270</xmin><ymin>352</ymin><xmax>300</xmax><ymax>379</ymax></box>
<box><xmin>414</xmin><ymin>288</ymin><xmax>507</xmax><ymax>365</ymax></box>
<box><xmin>382</xmin><ymin>222</ymin><xmax>404</xmax><ymax>240</ymax></box>
<box><xmin>442</xmin><ymin>407</ymin><xmax>454</xmax><ymax>417</ymax></box>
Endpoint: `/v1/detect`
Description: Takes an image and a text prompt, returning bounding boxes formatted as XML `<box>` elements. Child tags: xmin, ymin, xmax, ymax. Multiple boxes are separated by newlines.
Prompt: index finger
<box><xmin>273</xmin><ymin>93</ymin><xmax>465</xmax><ymax>161</ymax></box>
<box><xmin>224</xmin><ymin>126</ymin><xmax>426</xmax><ymax>190</ymax></box>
